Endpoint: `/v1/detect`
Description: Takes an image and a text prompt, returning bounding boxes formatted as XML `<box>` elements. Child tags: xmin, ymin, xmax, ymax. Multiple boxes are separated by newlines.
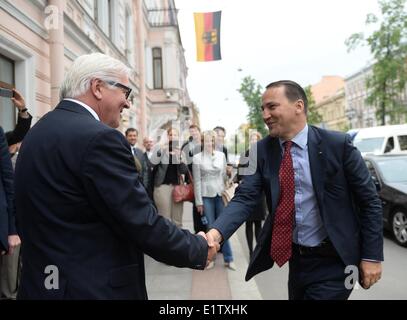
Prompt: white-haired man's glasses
<box><xmin>106</xmin><ymin>80</ymin><xmax>132</xmax><ymax>100</ymax></box>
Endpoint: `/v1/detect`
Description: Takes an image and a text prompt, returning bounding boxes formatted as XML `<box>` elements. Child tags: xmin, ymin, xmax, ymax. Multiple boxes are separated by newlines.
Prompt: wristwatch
<box><xmin>19</xmin><ymin>108</ymin><xmax>28</xmax><ymax>113</ymax></box>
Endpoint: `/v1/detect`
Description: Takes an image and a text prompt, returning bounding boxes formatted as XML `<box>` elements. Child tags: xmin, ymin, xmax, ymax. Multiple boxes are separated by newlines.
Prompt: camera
<box><xmin>0</xmin><ymin>87</ymin><xmax>13</xmax><ymax>98</ymax></box>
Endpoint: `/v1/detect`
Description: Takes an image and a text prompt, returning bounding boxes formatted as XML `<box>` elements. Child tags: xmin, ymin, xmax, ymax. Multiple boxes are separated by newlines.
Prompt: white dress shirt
<box><xmin>64</xmin><ymin>98</ymin><xmax>100</xmax><ymax>121</ymax></box>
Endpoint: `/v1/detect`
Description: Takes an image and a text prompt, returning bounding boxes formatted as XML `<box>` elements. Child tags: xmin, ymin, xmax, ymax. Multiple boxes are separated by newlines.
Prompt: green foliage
<box><xmin>237</xmin><ymin>76</ymin><xmax>268</xmax><ymax>137</ymax></box>
<box><xmin>304</xmin><ymin>85</ymin><xmax>323</xmax><ymax>125</ymax></box>
<box><xmin>346</xmin><ymin>0</ymin><xmax>407</xmax><ymax>125</ymax></box>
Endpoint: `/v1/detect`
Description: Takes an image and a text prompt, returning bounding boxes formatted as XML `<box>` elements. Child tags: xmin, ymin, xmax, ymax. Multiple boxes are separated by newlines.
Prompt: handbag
<box><xmin>222</xmin><ymin>179</ymin><xmax>238</xmax><ymax>206</ymax></box>
<box><xmin>172</xmin><ymin>169</ymin><xmax>194</xmax><ymax>203</ymax></box>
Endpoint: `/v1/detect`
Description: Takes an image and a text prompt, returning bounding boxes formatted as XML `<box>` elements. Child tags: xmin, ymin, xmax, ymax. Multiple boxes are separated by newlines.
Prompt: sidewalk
<box><xmin>145</xmin><ymin>202</ymin><xmax>263</xmax><ymax>300</ymax></box>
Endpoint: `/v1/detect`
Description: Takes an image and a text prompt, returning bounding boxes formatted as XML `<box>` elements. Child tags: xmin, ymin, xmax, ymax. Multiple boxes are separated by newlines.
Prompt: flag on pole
<box><xmin>194</xmin><ymin>11</ymin><xmax>222</xmax><ymax>61</ymax></box>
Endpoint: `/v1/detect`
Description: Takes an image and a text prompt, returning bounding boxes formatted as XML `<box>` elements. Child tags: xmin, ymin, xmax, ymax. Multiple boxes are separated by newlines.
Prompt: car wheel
<box><xmin>392</xmin><ymin>210</ymin><xmax>407</xmax><ymax>247</ymax></box>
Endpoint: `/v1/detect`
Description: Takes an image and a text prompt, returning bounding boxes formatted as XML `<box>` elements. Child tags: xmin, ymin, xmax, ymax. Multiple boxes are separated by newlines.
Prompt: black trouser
<box><xmin>288</xmin><ymin>243</ymin><xmax>353</xmax><ymax>300</ymax></box>
<box><xmin>192</xmin><ymin>200</ymin><xmax>206</xmax><ymax>233</ymax></box>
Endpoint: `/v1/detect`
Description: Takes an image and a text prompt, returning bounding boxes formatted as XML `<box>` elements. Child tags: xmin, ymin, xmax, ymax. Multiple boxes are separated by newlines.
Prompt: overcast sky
<box><xmin>175</xmin><ymin>0</ymin><xmax>381</xmax><ymax>137</ymax></box>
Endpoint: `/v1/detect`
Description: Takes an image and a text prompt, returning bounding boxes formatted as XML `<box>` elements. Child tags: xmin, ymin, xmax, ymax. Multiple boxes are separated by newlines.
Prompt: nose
<box><xmin>124</xmin><ymin>100</ymin><xmax>131</xmax><ymax>109</ymax></box>
<box><xmin>262</xmin><ymin>108</ymin><xmax>270</xmax><ymax>120</ymax></box>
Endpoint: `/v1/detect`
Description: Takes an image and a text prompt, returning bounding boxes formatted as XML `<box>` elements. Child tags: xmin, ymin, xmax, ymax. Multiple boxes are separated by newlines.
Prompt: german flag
<box><xmin>194</xmin><ymin>11</ymin><xmax>222</xmax><ymax>62</ymax></box>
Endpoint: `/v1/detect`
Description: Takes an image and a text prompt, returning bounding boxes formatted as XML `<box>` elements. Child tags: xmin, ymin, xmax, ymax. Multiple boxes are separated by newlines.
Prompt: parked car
<box><xmin>364</xmin><ymin>154</ymin><xmax>407</xmax><ymax>247</ymax></box>
<box><xmin>354</xmin><ymin>124</ymin><xmax>407</xmax><ymax>156</ymax></box>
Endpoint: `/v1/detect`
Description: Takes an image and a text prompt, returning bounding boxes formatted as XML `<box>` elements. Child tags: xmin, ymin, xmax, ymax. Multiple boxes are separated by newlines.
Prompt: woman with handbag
<box><xmin>152</xmin><ymin>127</ymin><xmax>188</xmax><ymax>227</ymax></box>
<box><xmin>192</xmin><ymin>131</ymin><xmax>235</xmax><ymax>270</ymax></box>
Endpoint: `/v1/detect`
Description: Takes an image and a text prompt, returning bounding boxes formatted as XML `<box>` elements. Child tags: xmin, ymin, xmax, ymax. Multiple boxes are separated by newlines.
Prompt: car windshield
<box><xmin>354</xmin><ymin>137</ymin><xmax>384</xmax><ymax>153</ymax></box>
<box><xmin>376</xmin><ymin>158</ymin><xmax>407</xmax><ymax>183</ymax></box>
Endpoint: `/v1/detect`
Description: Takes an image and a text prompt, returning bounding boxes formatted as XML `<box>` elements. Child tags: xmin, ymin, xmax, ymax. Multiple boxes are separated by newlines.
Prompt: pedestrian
<box><xmin>193</xmin><ymin>131</ymin><xmax>235</xmax><ymax>270</ymax></box>
<box><xmin>14</xmin><ymin>53</ymin><xmax>217</xmax><ymax>299</ymax></box>
<box><xmin>205</xmin><ymin>80</ymin><xmax>383</xmax><ymax>300</ymax></box>
<box><xmin>237</xmin><ymin>132</ymin><xmax>267</xmax><ymax>258</ymax></box>
<box><xmin>181</xmin><ymin>124</ymin><xmax>206</xmax><ymax>233</ymax></box>
<box><xmin>0</xmin><ymin>127</ymin><xmax>21</xmax><ymax>300</ymax></box>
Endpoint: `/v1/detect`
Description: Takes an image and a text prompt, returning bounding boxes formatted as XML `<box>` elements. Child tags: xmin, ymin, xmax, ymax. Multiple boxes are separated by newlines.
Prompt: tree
<box><xmin>304</xmin><ymin>85</ymin><xmax>323</xmax><ymax>125</ymax></box>
<box><xmin>346</xmin><ymin>0</ymin><xmax>407</xmax><ymax>125</ymax></box>
<box><xmin>238</xmin><ymin>76</ymin><xmax>268</xmax><ymax>138</ymax></box>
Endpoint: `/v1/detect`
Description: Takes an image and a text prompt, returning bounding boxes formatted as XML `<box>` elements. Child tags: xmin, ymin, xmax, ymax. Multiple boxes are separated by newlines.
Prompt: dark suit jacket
<box><xmin>212</xmin><ymin>125</ymin><xmax>383</xmax><ymax>281</ymax></box>
<box><xmin>5</xmin><ymin>113</ymin><xmax>32</xmax><ymax>146</ymax></box>
<box><xmin>0</xmin><ymin>127</ymin><xmax>16</xmax><ymax>252</ymax></box>
<box><xmin>15</xmin><ymin>100</ymin><xmax>207</xmax><ymax>300</ymax></box>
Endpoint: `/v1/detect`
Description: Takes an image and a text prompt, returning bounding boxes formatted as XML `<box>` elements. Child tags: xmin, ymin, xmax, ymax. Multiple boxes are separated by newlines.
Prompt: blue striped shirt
<box><xmin>279</xmin><ymin>125</ymin><xmax>328</xmax><ymax>246</ymax></box>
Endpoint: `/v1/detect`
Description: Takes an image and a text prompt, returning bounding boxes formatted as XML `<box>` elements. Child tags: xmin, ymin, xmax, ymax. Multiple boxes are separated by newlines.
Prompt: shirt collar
<box><xmin>279</xmin><ymin>124</ymin><xmax>308</xmax><ymax>150</ymax></box>
<box><xmin>64</xmin><ymin>98</ymin><xmax>100</xmax><ymax>121</ymax></box>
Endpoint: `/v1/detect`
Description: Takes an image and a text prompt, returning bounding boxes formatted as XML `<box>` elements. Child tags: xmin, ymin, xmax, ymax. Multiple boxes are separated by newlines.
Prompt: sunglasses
<box><xmin>105</xmin><ymin>80</ymin><xmax>132</xmax><ymax>100</ymax></box>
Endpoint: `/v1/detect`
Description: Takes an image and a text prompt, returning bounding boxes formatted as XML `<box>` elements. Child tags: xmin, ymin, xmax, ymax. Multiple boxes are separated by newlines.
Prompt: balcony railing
<box><xmin>147</xmin><ymin>8</ymin><xmax>178</xmax><ymax>27</ymax></box>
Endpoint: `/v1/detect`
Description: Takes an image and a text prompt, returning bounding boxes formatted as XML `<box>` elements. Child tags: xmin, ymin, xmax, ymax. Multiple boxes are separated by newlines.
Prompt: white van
<box><xmin>353</xmin><ymin>124</ymin><xmax>407</xmax><ymax>156</ymax></box>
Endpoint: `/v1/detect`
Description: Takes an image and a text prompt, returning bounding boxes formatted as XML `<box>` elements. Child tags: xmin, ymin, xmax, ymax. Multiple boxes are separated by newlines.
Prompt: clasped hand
<box><xmin>198</xmin><ymin>231</ymin><xmax>221</xmax><ymax>267</ymax></box>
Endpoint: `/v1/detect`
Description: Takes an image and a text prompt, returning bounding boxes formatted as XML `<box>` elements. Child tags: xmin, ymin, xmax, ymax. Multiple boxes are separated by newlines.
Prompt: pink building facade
<box><xmin>0</xmin><ymin>0</ymin><xmax>198</xmax><ymax>140</ymax></box>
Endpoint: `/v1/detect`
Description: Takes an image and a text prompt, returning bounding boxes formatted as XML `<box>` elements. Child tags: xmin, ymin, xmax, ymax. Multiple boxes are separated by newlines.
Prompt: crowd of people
<box><xmin>0</xmin><ymin>52</ymin><xmax>383</xmax><ymax>300</ymax></box>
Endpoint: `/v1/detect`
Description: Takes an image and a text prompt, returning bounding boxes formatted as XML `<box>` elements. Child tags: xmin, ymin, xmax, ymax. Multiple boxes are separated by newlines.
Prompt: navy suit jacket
<box><xmin>15</xmin><ymin>100</ymin><xmax>207</xmax><ymax>299</ymax></box>
<box><xmin>212</xmin><ymin>125</ymin><xmax>383</xmax><ymax>281</ymax></box>
<box><xmin>0</xmin><ymin>127</ymin><xmax>16</xmax><ymax>252</ymax></box>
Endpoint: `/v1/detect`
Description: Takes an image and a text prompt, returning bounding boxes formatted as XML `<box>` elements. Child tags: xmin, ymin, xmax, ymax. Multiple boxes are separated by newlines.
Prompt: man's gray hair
<box><xmin>60</xmin><ymin>53</ymin><xmax>131</xmax><ymax>100</ymax></box>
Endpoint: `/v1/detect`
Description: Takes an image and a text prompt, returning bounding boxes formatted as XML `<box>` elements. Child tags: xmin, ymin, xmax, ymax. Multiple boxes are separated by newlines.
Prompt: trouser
<box><xmin>203</xmin><ymin>195</ymin><xmax>233</xmax><ymax>263</ymax></box>
<box><xmin>0</xmin><ymin>244</ymin><xmax>21</xmax><ymax>300</ymax></box>
<box><xmin>154</xmin><ymin>184</ymin><xmax>184</xmax><ymax>227</ymax></box>
<box><xmin>288</xmin><ymin>243</ymin><xmax>353</xmax><ymax>300</ymax></box>
<box><xmin>192</xmin><ymin>200</ymin><xmax>206</xmax><ymax>233</ymax></box>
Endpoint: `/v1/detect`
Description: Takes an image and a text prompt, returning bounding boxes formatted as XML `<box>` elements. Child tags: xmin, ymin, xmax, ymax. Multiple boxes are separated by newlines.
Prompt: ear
<box><xmin>90</xmin><ymin>79</ymin><xmax>103</xmax><ymax>100</ymax></box>
<box><xmin>295</xmin><ymin>99</ymin><xmax>305</xmax><ymax>115</ymax></box>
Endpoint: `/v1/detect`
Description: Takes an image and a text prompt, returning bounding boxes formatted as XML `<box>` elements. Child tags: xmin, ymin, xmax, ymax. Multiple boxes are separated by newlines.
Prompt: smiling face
<box><xmin>98</xmin><ymin>75</ymin><xmax>131</xmax><ymax>128</ymax></box>
<box><xmin>261</xmin><ymin>86</ymin><xmax>306</xmax><ymax>140</ymax></box>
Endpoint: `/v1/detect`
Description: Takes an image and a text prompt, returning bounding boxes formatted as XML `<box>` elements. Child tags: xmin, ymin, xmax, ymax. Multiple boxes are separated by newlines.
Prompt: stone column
<box><xmin>135</xmin><ymin>0</ymin><xmax>147</xmax><ymax>137</ymax></box>
<box><xmin>48</xmin><ymin>0</ymin><xmax>66</xmax><ymax>108</ymax></box>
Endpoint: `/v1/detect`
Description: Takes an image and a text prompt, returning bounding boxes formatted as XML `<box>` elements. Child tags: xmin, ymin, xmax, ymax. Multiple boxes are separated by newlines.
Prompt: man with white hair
<box><xmin>14</xmin><ymin>53</ymin><xmax>217</xmax><ymax>299</ymax></box>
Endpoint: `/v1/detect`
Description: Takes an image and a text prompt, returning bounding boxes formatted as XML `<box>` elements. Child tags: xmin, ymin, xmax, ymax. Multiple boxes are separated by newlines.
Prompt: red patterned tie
<box><xmin>271</xmin><ymin>141</ymin><xmax>295</xmax><ymax>267</ymax></box>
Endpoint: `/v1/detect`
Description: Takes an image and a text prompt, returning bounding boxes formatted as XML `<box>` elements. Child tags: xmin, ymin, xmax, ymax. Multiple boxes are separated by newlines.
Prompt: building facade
<box><xmin>311</xmin><ymin>76</ymin><xmax>348</xmax><ymax>131</ymax></box>
<box><xmin>344</xmin><ymin>65</ymin><xmax>377</xmax><ymax>129</ymax></box>
<box><xmin>0</xmin><ymin>0</ymin><xmax>198</xmax><ymax>140</ymax></box>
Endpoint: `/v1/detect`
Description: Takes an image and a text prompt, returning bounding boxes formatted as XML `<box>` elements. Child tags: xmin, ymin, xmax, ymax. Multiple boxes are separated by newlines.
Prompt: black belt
<box><xmin>292</xmin><ymin>239</ymin><xmax>339</xmax><ymax>257</ymax></box>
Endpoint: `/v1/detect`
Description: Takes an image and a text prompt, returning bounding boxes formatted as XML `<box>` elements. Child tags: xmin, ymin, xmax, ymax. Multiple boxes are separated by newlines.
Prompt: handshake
<box><xmin>197</xmin><ymin>229</ymin><xmax>223</xmax><ymax>268</ymax></box>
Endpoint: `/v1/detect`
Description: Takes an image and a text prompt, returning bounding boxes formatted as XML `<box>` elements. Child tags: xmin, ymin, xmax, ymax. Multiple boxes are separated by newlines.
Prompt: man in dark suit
<box><xmin>0</xmin><ymin>127</ymin><xmax>20</xmax><ymax>257</ymax></box>
<box><xmin>14</xmin><ymin>53</ymin><xmax>216</xmax><ymax>300</ymax></box>
<box><xmin>206</xmin><ymin>80</ymin><xmax>383</xmax><ymax>300</ymax></box>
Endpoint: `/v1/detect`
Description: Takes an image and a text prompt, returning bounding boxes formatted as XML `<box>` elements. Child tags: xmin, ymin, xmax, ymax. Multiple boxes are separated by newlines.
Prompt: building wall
<box><xmin>0</xmin><ymin>0</ymin><xmax>196</xmax><ymax>142</ymax></box>
<box><xmin>315</xmin><ymin>89</ymin><xmax>347</xmax><ymax>131</ymax></box>
<box><xmin>345</xmin><ymin>65</ymin><xmax>379</xmax><ymax>129</ymax></box>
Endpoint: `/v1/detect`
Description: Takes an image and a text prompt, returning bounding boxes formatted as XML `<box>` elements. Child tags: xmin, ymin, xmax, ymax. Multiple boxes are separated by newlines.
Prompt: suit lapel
<box><xmin>308</xmin><ymin>126</ymin><xmax>326</xmax><ymax>218</ymax></box>
<box><xmin>269</xmin><ymin>138</ymin><xmax>282</xmax><ymax>215</ymax></box>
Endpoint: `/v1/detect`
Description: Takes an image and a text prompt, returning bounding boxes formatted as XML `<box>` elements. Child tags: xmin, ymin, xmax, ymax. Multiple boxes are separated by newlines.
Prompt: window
<box><xmin>0</xmin><ymin>54</ymin><xmax>15</xmax><ymax>132</ymax></box>
<box><xmin>153</xmin><ymin>48</ymin><xmax>163</xmax><ymax>89</ymax></box>
<box><xmin>384</xmin><ymin>137</ymin><xmax>394</xmax><ymax>153</ymax></box>
<box><xmin>398</xmin><ymin>135</ymin><xmax>407</xmax><ymax>151</ymax></box>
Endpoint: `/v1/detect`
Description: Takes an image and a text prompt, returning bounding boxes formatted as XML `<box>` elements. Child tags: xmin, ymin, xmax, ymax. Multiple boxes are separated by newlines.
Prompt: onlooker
<box><xmin>5</xmin><ymin>89</ymin><xmax>32</xmax><ymax>146</ymax></box>
<box><xmin>193</xmin><ymin>131</ymin><xmax>235</xmax><ymax>270</ymax></box>
<box><xmin>238</xmin><ymin>132</ymin><xmax>267</xmax><ymax>257</ymax></box>
<box><xmin>142</xmin><ymin>136</ymin><xmax>155</xmax><ymax>201</ymax></box>
<box><xmin>213</xmin><ymin>126</ymin><xmax>232</xmax><ymax>177</ymax></box>
<box><xmin>0</xmin><ymin>127</ymin><xmax>21</xmax><ymax>300</ymax></box>
<box><xmin>125</xmin><ymin>128</ymin><xmax>144</xmax><ymax>174</ymax></box>
<box><xmin>181</xmin><ymin>125</ymin><xmax>205</xmax><ymax>233</ymax></box>
<box><xmin>152</xmin><ymin>127</ymin><xmax>188</xmax><ymax>227</ymax></box>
